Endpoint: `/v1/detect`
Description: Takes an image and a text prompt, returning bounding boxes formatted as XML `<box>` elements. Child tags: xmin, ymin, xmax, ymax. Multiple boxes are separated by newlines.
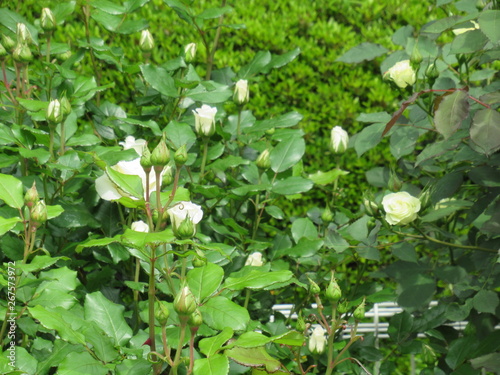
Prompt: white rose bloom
<box><xmin>234</xmin><ymin>79</ymin><xmax>249</xmax><ymax>105</ymax></box>
<box><xmin>119</xmin><ymin>136</ymin><xmax>147</xmax><ymax>155</ymax></box>
<box><xmin>131</xmin><ymin>220</ymin><xmax>149</xmax><ymax>233</ymax></box>
<box><xmin>330</xmin><ymin>126</ymin><xmax>349</xmax><ymax>154</ymax></box>
<box><xmin>193</xmin><ymin>104</ymin><xmax>217</xmax><ymax>137</ymax></box>
<box><xmin>245</xmin><ymin>252</ymin><xmax>263</xmax><ymax>267</ymax></box>
<box><xmin>167</xmin><ymin>201</ymin><xmax>203</xmax><ymax>227</ymax></box>
<box><xmin>95</xmin><ymin>158</ymin><xmax>161</xmax><ymax>201</ymax></box>
<box><xmin>453</xmin><ymin>21</ymin><xmax>479</xmax><ymax>35</ymax></box>
<box><xmin>308</xmin><ymin>326</ymin><xmax>327</xmax><ymax>354</ymax></box>
<box><xmin>382</xmin><ymin>191</ymin><xmax>421</xmax><ymax>225</ymax></box>
<box><xmin>386</xmin><ymin>60</ymin><xmax>416</xmax><ymax>89</ymax></box>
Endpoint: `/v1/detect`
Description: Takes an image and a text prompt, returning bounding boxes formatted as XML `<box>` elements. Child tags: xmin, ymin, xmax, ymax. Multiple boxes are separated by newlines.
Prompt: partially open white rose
<box><xmin>382</xmin><ymin>191</ymin><xmax>421</xmax><ymax>225</ymax></box>
<box><xmin>131</xmin><ymin>220</ymin><xmax>149</xmax><ymax>233</ymax></box>
<box><xmin>119</xmin><ymin>136</ymin><xmax>147</xmax><ymax>155</ymax></box>
<box><xmin>330</xmin><ymin>126</ymin><xmax>349</xmax><ymax>154</ymax></box>
<box><xmin>167</xmin><ymin>201</ymin><xmax>204</xmax><ymax>239</ymax></box>
<box><xmin>193</xmin><ymin>105</ymin><xmax>217</xmax><ymax>137</ymax></box>
<box><xmin>386</xmin><ymin>60</ymin><xmax>416</xmax><ymax>89</ymax></box>
<box><xmin>308</xmin><ymin>326</ymin><xmax>327</xmax><ymax>354</ymax></box>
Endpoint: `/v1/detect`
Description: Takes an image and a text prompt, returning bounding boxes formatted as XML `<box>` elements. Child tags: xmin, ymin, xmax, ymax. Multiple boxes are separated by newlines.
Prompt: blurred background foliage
<box><xmin>11</xmin><ymin>0</ymin><xmax>438</xmax><ymax>214</ymax></box>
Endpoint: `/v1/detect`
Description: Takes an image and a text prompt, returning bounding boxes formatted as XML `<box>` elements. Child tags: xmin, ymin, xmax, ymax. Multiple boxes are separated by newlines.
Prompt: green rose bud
<box><xmin>162</xmin><ymin>165</ymin><xmax>174</xmax><ymax>186</ymax></box>
<box><xmin>192</xmin><ymin>249</ymin><xmax>207</xmax><ymax>267</ymax></box>
<box><xmin>59</xmin><ymin>96</ymin><xmax>72</xmax><ymax>118</ymax></box>
<box><xmin>362</xmin><ymin>192</ymin><xmax>378</xmax><ymax>216</ymax></box>
<box><xmin>337</xmin><ymin>301</ymin><xmax>349</xmax><ymax>314</ymax></box>
<box><xmin>388</xmin><ymin>170</ymin><xmax>402</xmax><ymax>191</ymax></box>
<box><xmin>151</xmin><ymin>138</ymin><xmax>170</xmax><ymax>168</ymax></box>
<box><xmin>174</xmin><ymin>286</ymin><xmax>197</xmax><ymax>316</ymax></box>
<box><xmin>140</xmin><ymin>145</ymin><xmax>152</xmax><ymax>172</ymax></box>
<box><xmin>296</xmin><ymin>312</ymin><xmax>306</xmax><ymax>332</ymax></box>
<box><xmin>410</xmin><ymin>43</ymin><xmax>423</xmax><ymax>67</ymax></box>
<box><xmin>2</xmin><ymin>34</ymin><xmax>16</xmax><ymax>52</ymax></box>
<box><xmin>233</xmin><ymin>79</ymin><xmax>249</xmax><ymax>105</ymax></box>
<box><xmin>31</xmin><ymin>200</ymin><xmax>48</xmax><ymax>227</ymax></box>
<box><xmin>155</xmin><ymin>301</ymin><xmax>171</xmax><ymax>326</ymax></box>
<box><xmin>139</xmin><ymin>29</ymin><xmax>154</xmax><ymax>52</ymax></box>
<box><xmin>330</xmin><ymin>126</ymin><xmax>349</xmax><ymax>154</ymax></box>
<box><xmin>13</xmin><ymin>43</ymin><xmax>32</xmax><ymax>63</ymax></box>
<box><xmin>188</xmin><ymin>308</ymin><xmax>203</xmax><ymax>327</ymax></box>
<box><xmin>0</xmin><ymin>43</ymin><xmax>7</xmax><ymax>59</ymax></box>
<box><xmin>265</xmin><ymin>128</ymin><xmax>275</xmax><ymax>136</ymax></box>
<box><xmin>41</xmin><ymin>8</ymin><xmax>57</xmax><ymax>32</ymax></box>
<box><xmin>173</xmin><ymin>216</ymin><xmax>196</xmax><ymax>239</ymax></box>
<box><xmin>256</xmin><ymin>149</ymin><xmax>271</xmax><ymax>170</ymax></box>
<box><xmin>353</xmin><ymin>298</ymin><xmax>366</xmax><ymax>320</ymax></box>
<box><xmin>16</xmin><ymin>23</ymin><xmax>32</xmax><ymax>45</ymax></box>
<box><xmin>24</xmin><ymin>181</ymin><xmax>39</xmax><ymax>208</ymax></box>
<box><xmin>422</xmin><ymin>344</ymin><xmax>437</xmax><ymax>366</ymax></box>
<box><xmin>308</xmin><ymin>277</ymin><xmax>321</xmax><ymax>295</ymax></box>
<box><xmin>174</xmin><ymin>144</ymin><xmax>188</xmax><ymax>166</ymax></box>
<box><xmin>321</xmin><ymin>206</ymin><xmax>334</xmax><ymax>223</ymax></box>
<box><xmin>46</xmin><ymin>99</ymin><xmax>63</xmax><ymax>124</ymax></box>
<box><xmin>325</xmin><ymin>273</ymin><xmax>342</xmax><ymax>302</ymax></box>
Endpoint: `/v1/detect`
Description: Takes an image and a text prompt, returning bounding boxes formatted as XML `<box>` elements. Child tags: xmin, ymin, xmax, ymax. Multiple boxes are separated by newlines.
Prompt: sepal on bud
<box><xmin>173</xmin><ymin>216</ymin><xmax>196</xmax><ymax>239</ymax></box>
<box><xmin>41</xmin><ymin>8</ymin><xmax>57</xmax><ymax>32</ymax></box>
<box><xmin>174</xmin><ymin>144</ymin><xmax>188</xmax><ymax>166</ymax></box>
<box><xmin>155</xmin><ymin>301</ymin><xmax>171</xmax><ymax>326</ymax></box>
<box><xmin>1</xmin><ymin>34</ymin><xmax>16</xmax><ymax>52</ymax></box>
<box><xmin>321</xmin><ymin>206</ymin><xmax>334</xmax><ymax>223</ymax></box>
<box><xmin>325</xmin><ymin>272</ymin><xmax>341</xmax><ymax>302</ymax></box>
<box><xmin>31</xmin><ymin>200</ymin><xmax>48</xmax><ymax>227</ymax></box>
<box><xmin>16</xmin><ymin>23</ymin><xmax>32</xmax><ymax>45</ymax></box>
<box><xmin>151</xmin><ymin>138</ymin><xmax>170</xmax><ymax>167</ymax></box>
<box><xmin>353</xmin><ymin>297</ymin><xmax>366</xmax><ymax>320</ymax></box>
<box><xmin>140</xmin><ymin>145</ymin><xmax>153</xmax><ymax>171</ymax></box>
<box><xmin>308</xmin><ymin>277</ymin><xmax>321</xmax><ymax>295</ymax></box>
<box><xmin>188</xmin><ymin>308</ymin><xmax>203</xmax><ymax>327</ymax></box>
<box><xmin>13</xmin><ymin>43</ymin><xmax>32</xmax><ymax>63</ymax></box>
<box><xmin>24</xmin><ymin>181</ymin><xmax>39</xmax><ymax>208</ymax></box>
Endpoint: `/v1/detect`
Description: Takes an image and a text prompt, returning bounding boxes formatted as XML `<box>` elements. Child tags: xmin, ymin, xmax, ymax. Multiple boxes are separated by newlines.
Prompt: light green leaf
<box><xmin>268</xmin><ymin>47</ymin><xmax>301</xmax><ymax>69</ymax></box>
<box><xmin>354</xmin><ymin>123</ymin><xmax>385</xmax><ymax>156</ymax></box>
<box><xmin>336</xmin><ymin>42</ymin><xmax>388</xmax><ymax>63</ymax></box>
<box><xmin>165</xmin><ymin>121</ymin><xmax>197</xmax><ymax>150</ymax></box>
<box><xmin>450</xmin><ymin>29</ymin><xmax>488</xmax><ymax>54</ymax></box>
<box><xmin>17</xmin><ymin>255</ymin><xmax>68</xmax><ymax>273</ymax></box>
<box><xmin>291</xmin><ymin>217</ymin><xmax>317</xmax><ymax>242</ymax></box>
<box><xmin>225</xmin><ymin>346</ymin><xmax>281</xmax><ymax>373</ymax></box>
<box><xmin>185</xmin><ymin>83</ymin><xmax>232</xmax><ymax>103</ymax></box>
<box><xmin>200</xmin><ymin>296</ymin><xmax>249</xmax><ymax>331</ymax></box>
<box><xmin>270</xmin><ymin>136</ymin><xmax>305</xmax><ymax>173</ymax></box>
<box><xmin>193</xmin><ymin>354</ymin><xmax>229</xmax><ymax>375</ymax></box>
<box><xmin>58</xmin><ymin>351</ymin><xmax>109</xmax><ymax>375</ymax></box>
<box><xmin>187</xmin><ymin>263</ymin><xmax>224</xmax><ymax>302</ymax></box>
<box><xmin>91</xmin><ymin>0</ymin><xmax>126</xmax><ymax>15</ymax></box>
<box><xmin>29</xmin><ymin>288</ymin><xmax>77</xmax><ymax>310</ymax></box>
<box><xmin>84</xmin><ymin>291</ymin><xmax>133</xmax><ymax>346</ymax></box>
<box><xmin>434</xmin><ymin>90</ymin><xmax>469</xmax><ymax>139</ymax></box>
<box><xmin>199</xmin><ymin>327</ymin><xmax>234</xmax><ymax>357</ymax></box>
<box><xmin>0</xmin><ymin>173</ymin><xmax>24</xmax><ymax>209</ymax></box>
<box><xmin>470</xmin><ymin>108</ymin><xmax>500</xmax><ymax>156</ymax></box>
<box><xmin>224</xmin><ymin>270</ymin><xmax>293</xmax><ymax>291</ymax></box>
<box><xmin>0</xmin><ymin>216</ymin><xmax>21</xmax><ymax>236</ymax></box>
<box><xmin>239</xmin><ymin>51</ymin><xmax>271</xmax><ymax>78</ymax></box>
<box><xmin>197</xmin><ymin>6</ymin><xmax>233</xmax><ymax>20</ymax></box>
<box><xmin>106</xmin><ymin>167</ymin><xmax>144</xmax><ymax>200</ymax></box>
<box><xmin>308</xmin><ymin>169</ymin><xmax>349</xmax><ymax>185</ymax></box>
<box><xmin>245</xmin><ymin>111</ymin><xmax>303</xmax><ymax>133</ymax></box>
<box><xmin>271</xmin><ymin>176</ymin><xmax>313</xmax><ymax>195</ymax></box>
<box><xmin>140</xmin><ymin>64</ymin><xmax>178</xmax><ymax>97</ymax></box>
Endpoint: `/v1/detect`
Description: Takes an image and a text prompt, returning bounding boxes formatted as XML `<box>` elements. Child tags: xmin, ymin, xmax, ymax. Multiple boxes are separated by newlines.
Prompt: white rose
<box><xmin>330</xmin><ymin>126</ymin><xmax>349</xmax><ymax>154</ymax></box>
<box><xmin>382</xmin><ymin>191</ymin><xmax>421</xmax><ymax>225</ymax></box>
<box><xmin>193</xmin><ymin>104</ymin><xmax>217</xmax><ymax>137</ymax></box>
<box><xmin>234</xmin><ymin>79</ymin><xmax>249</xmax><ymax>105</ymax></box>
<box><xmin>308</xmin><ymin>326</ymin><xmax>326</xmax><ymax>354</ymax></box>
<box><xmin>386</xmin><ymin>60</ymin><xmax>416</xmax><ymax>89</ymax></box>
<box><xmin>95</xmin><ymin>158</ymin><xmax>163</xmax><ymax>201</ymax></box>
<box><xmin>131</xmin><ymin>220</ymin><xmax>149</xmax><ymax>233</ymax></box>
<box><xmin>119</xmin><ymin>136</ymin><xmax>147</xmax><ymax>155</ymax></box>
<box><xmin>245</xmin><ymin>252</ymin><xmax>263</xmax><ymax>267</ymax></box>
<box><xmin>167</xmin><ymin>201</ymin><xmax>203</xmax><ymax>226</ymax></box>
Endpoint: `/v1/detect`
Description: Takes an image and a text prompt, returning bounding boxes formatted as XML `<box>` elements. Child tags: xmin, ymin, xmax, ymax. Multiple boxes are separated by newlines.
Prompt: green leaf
<box><xmin>265</xmin><ymin>205</ymin><xmax>284</xmax><ymax>219</ymax></box>
<box><xmin>478</xmin><ymin>10</ymin><xmax>500</xmax><ymax>45</ymax></box>
<box><xmin>470</xmin><ymin>353</ymin><xmax>500</xmax><ymax>372</ymax></box>
<box><xmin>58</xmin><ymin>351</ymin><xmax>109</xmax><ymax>375</ymax></box>
<box><xmin>121</xmin><ymin>228</ymin><xmax>175</xmax><ymax>249</ymax></box>
<box><xmin>450</xmin><ymin>29</ymin><xmax>488</xmax><ymax>54</ymax></box>
<box><xmin>434</xmin><ymin>90</ymin><xmax>469</xmax><ymax>139</ymax></box>
<box><xmin>473</xmin><ymin>290</ymin><xmax>499</xmax><ymax>314</ymax></box>
<box><xmin>354</xmin><ymin>123</ymin><xmax>385</xmax><ymax>156</ymax></box>
<box><xmin>140</xmin><ymin>64</ymin><xmax>178</xmax><ymax>97</ymax></box>
<box><xmin>84</xmin><ymin>291</ymin><xmax>133</xmax><ymax>346</ymax></box>
<box><xmin>392</xmin><ymin>243</ymin><xmax>418</xmax><ymax>263</ymax></box>
<box><xmin>76</xmin><ymin>234</ymin><xmax>121</xmax><ymax>253</ymax></box>
<box><xmin>200</xmin><ymin>296</ymin><xmax>249</xmax><ymax>331</ymax></box>
<box><xmin>268</xmin><ymin>47</ymin><xmax>301</xmax><ymax>69</ymax></box>
<box><xmin>106</xmin><ymin>167</ymin><xmax>144</xmax><ymax>200</ymax></box>
<box><xmin>245</xmin><ymin>111</ymin><xmax>303</xmax><ymax>133</ymax></box>
<box><xmin>470</xmin><ymin>108</ymin><xmax>500</xmax><ymax>156</ymax></box>
<box><xmin>193</xmin><ymin>354</ymin><xmax>229</xmax><ymax>375</ymax></box>
<box><xmin>0</xmin><ymin>8</ymin><xmax>38</xmax><ymax>45</ymax></box>
<box><xmin>397</xmin><ymin>273</ymin><xmax>436</xmax><ymax>309</ymax></box>
<box><xmin>336</xmin><ymin>42</ymin><xmax>388</xmax><ymax>63</ymax></box>
<box><xmin>165</xmin><ymin>121</ymin><xmax>197</xmax><ymax>150</ymax></box>
<box><xmin>270</xmin><ymin>136</ymin><xmax>305</xmax><ymax>173</ymax></box>
<box><xmin>239</xmin><ymin>51</ymin><xmax>271</xmax><ymax>78</ymax></box>
<box><xmin>17</xmin><ymin>255</ymin><xmax>67</xmax><ymax>273</ymax></box>
<box><xmin>0</xmin><ymin>173</ymin><xmax>24</xmax><ymax>209</ymax></box>
<box><xmin>272</xmin><ymin>176</ymin><xmax>313</xmax><ymax>195</ymax></box>
<box><xmin>445</xmin><ymin>336</ymin><xmax>477</xmax><ymax>370</ymax></box>
<box><xmin>390</xmin><ymin>126</ymin><xmax>421</xmax><ymax>159</ymax></box>
<box><xmin>197</xmin><ymin>6</ymin><xmax>233</xmax><ymax>20</ymax></box>
<box><xmin>291</xmin><ymin>217</ymin><xmax>317</xmax><ymax>242</ymax></box>
<box><xmin>347</xmin><ymin>216</ymin><xmax>369</xmax><ymax>242</ymax></box>
<box><xmin>28</xmin><ymin>305</ymin><xmax>86</xmax><ymax>345</ymax></box>
<box><xmin>308</xmin><ymin>169</ymin><xmax>349</xmax><ymax>185</ymax></box>
<box><xmin>0</xmin><ymin>216</ymin><xmax>21</xmax><ymax>236</ymax></box>
<box><xmin>187</xmin><ymin>263</ymin><xmax>224</xmax><ymax>302</ymax></box>
<box><xmin>388</xmin><ymin>311</ymin><xmax>414</xmax><ymax>344</ymax></box>
<box><xmin>199</xmin><ymin>327</ymin><xmax>234</xmax><ymax>357</ymax></box>
<box><xmin>82</xmin><ymin>322</ymin><xmax>120</xmax><ymax>362</ymax></box>
<box><xmin>29</xmin><ymin>288</ymin><xmax>77</xmax><ymax>310</ymax></box>
<box><xmin>185</xmin><ymin>83</ymin><xmax>232</xmax><ymax>103</ymax></box>
<box><xmin>225</xmin><ymin>346</ymin><xmax>281</xmax><ymax>373</ymax></box>
<box><xmin>91</xmin><ymin>0</ymin><xmax>126</xmax><ymax>14</ymax></box>
<box><xmin>224</xmin><ymin>270</ymin><xmax>293</xmax><ymax>291</ymax></box>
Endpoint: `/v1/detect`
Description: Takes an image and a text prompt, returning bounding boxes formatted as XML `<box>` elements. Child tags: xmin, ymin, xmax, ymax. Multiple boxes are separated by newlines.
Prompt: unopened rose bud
<box><xmin>308</xmin><ymin>326</ymin><xmax>326</xmax><ymax>354</ymax></box>
<box><xmin>13</xmin><ymin>43</ymin><xmax>32</xmax><ymax>63</ymax></box>
<box><xmin>2</xmin><ymin>34</ymin><xmax>16</xmax><ymax>52</ymax></box>
<box><xmin>155</xmin><ymin>301</ymin><xmax>171</xmax><ymax>326</ymax></box>
<box><xmin>131</xmin><ymin>220</ymin><xmax>149</xmax><ymax>233</ymax></box>
<box><xmin>59</xmin><ymin>96</ymin><xmax>71</xmax><ymax>118</ymax></box>
<box><xmin>174</xmin><ymin>286</ymin><xmax>197</xmax><ymax>316</ymax></box>
<box><xmin>31</xmin><ymin>200</ymin><xmax>48</xmax><ymax>227</ymax></box>
<box><xmin>173</xmin><ymin>216</ymin><xmax>196</xmax><ymax>239</ymax></box>
<box><xmin>0</xmin><ymin>43</ymin><xmax>6</xmax><ymax>59</ymax></box>
<box><xmin>256</xmin><ymin>149</ymin><xmax>271</xmax><ymax>170</ymax></box>
<box><xmin>330</xmin><ymin>126</ymin><xmax>349</xmax><ymax>154</ymax></box>
<box><xmin>151</xmin><ymin>138</ymin><xmax>170</xmax><ymax>168</ymax></box>
<box><xmin>353</xmin><ymin>298</ymin><xmax>366</xmax><ymax>320</ymax></box>
<box><xmin>193</xmin><ymin>105</ymin><xmax>217</xmax><ymax>137</ymax></box>
<box><xmin>16</xmin><ymin>23</ymin><xmax>32</xmax><ymax>45</ymax></box>
<box><xmin>46</xmin><ymin>99</ymin><xmax>63</xmax><ymax>124</ymax></box>
<box><xmin>308</xmin><ymin>277</ymin><xmax>321</xmax><ymax>295</ymax></box>
<box><xmin>321</xmin><ymin>206</ymin><xmax>334</xmax><ymax>223</ymax></box>
<box><xmin>265</xmin><ymin>128</ymin><xmax>275</xmax><ymax>136</ymax></box>
<box><xmin>24</xmin><ymin>181</ymin><xmax>39</xmax><ymax>208</ymax></box>
<box><xmin>296</xmin><ymin>312</ymin><xmax>306</xmax><ymax>332</ymax></box>
<box><xmin>162</xmin><ymin>165</ymin><xmax>173</xmax><ymax>186</ymax></box>
<box><xmin>388</xmin><ymin>170</ymin><xmax>402</xmax><ymax>191</ymax></box>
<box><xmin>410</xmin><ymin>43</ymin><xmax>422</xmax><ymax>67</ymax></box>
<box><xmin>385</xmin><ymin>60</ymin><xmax>416</xmax><ymax>89</ymax></box>
<box><xmin>184</xmin><ymin>42</ymin><xmax>197</xmax><ymax>63</ymax></box>
<box><xmin>174</xmin><ymin>144</ymin><xmax>188</xmax><ymax>166</ymax></box>
<box><xmin>188</xmin><ymin>308</ymin><xmax>203</xmax><ymax>327</ymax></box>
<box><xmin>325</xmin><ymin>273</ymin><xmax>341</xmax><ymax>302</ymax></box>
<box><xmin>337</xmin><ymin>301</ymin><xmax>348</xmax><ymax>314</ymax></box>
<box><xmin>245</xmin><ymin>252</ymin><xmax>264</xmax><ymax>267</ymax></box>
<box><xmin>233</xmin><ymin>79</ymin><xmax>249</xmax><ymax>105</ymax></box>
<box><xmin>362</xmin><ymin>193</ymin><xmax>378</xmax><ymax>216</ymax></box>
<box><xmin>41</xmin><ymin>8</ymin><xmax>56</xmax><ymax>32</ymax></box>
<box><xmin>192</xmin><ymin>251</ymin><xmax>207</xmax><ymax>267</ymax></box>
<box><xmin>139</xmin><ymin>29</ymin><xmax>154</xmax><ymax>52</ymax></box>
<box><xmin>140</xmin><ymin>145</ymin><xmax>152</xmax><ymax>172</ymax></box>
<box><xmin>57</xmin><ymin>50</ymin><xmax>72</xmax><ymax>62</ymax></box>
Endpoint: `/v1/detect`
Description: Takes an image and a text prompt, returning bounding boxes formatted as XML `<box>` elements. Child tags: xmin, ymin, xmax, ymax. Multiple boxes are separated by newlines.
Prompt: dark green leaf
<box><xmin>388</xmin><ymin>311</ymin><xmax>414</xmax><ymax>343</ymax></box>
<box><xmin>450</xmin><ymin>29</ymin><xmax>488</xmax><ymax>54</ymax></box>
<box><xmin>336</xmin><ymin>42</ymin><xmax>388</xmax><ymax>63</ymax></box>
<box><xmin>445</xmin><ymin>337</ymin><xmax>478</xmax><ymax>370</ymax></box>
<box><xmin>270</xmin><ymin>136</ymin><xmax>305</xmax><ymax>173</ymax></box>
<box><xmin>238</xmin><ymin>51</ymin><xmax>272</xmax><ymax>78</ymax></box>
<box><xmin>470</xmin><ymin>108</ymin><xmax>500</xmax><ymax>156</ymax></box>
<box><xmin>434</xmin><ymin>90</ymin><xmax>469</xmax><ymax>139</ymax></box>
<box><xmin>473</xmin><ymin>290</ymin><xmax>499</xmax><ymax>314</ymax></box>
